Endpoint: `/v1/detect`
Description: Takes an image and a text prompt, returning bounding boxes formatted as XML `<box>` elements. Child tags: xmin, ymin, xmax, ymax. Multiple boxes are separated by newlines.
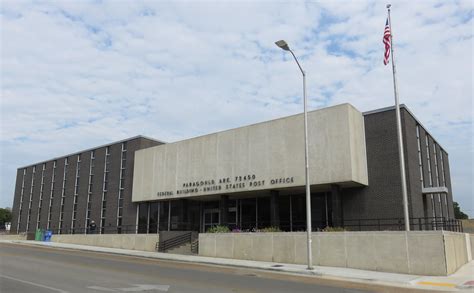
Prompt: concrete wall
<box><xmin>199</xmin><ymin>231</ymin><xmax>470</xmax><ymax>276</ymax></box>
<box><xmin>51</xmin><ymin>234</ymin><xmax>159</xmax><ymax>252</ymax></box>
<box><xmin>470</xmin><ymin>234</ymin><xmax>474</xmax><ymax>261</ymax></box>
<box><xmin>133</xmin><ymin>103</ymin><xmax>368</xmax><ymax>202</ymax></box>
<box><xmin>443</xmin><ymin>232</ymin><xmax>469</xmax><ymax>275</ymax></box>
<box><xmin>0</xmin><ymin>234</ymin><xmax>27</xmax><ymax>241</ymax></box>
<box><xmin>461</xmin><ymin>219</ymin><xmax>474</xmax><ymax>233</ymax></box>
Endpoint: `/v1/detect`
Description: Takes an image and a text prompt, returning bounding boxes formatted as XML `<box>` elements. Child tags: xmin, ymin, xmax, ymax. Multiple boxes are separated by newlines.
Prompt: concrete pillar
<box><xmin>331</xmin><ymin>185</ymin><xmax>344</xmax><ymax>227</ymax></box>
<box><xmin>270</xmin><ymin>191</ymin><xmax>280</xmax><ymax>227</ymax></box>
<box><xmin>220</xmin><ymin>195</ymin><xmax>229</xmax><ymax>226</ymax></box>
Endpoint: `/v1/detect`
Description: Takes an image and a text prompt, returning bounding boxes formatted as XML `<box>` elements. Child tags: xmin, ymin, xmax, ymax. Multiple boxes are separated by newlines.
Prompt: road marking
<box><xmin>87</xmin><ymin>284</ymin><xmax>170</xmax><ymax>292</ymax></box>
<box><xmin>0</xmin><ymin>274</ymin><xmax>70</xmax><ymax>293</ymax></box>
<box><xmin>87</xmin><ymin>286</ymin><xmax>117</xmax><ymax>291</ymax></box>
<box><xmin>120</xmin><ymin>284</ymin><xmax>170</xmax><ymax>291</ymax></box>
<box><xmin>417</xmin><ymin>281</ymin><xmax>456</xmax><ymax>287</ymax></box>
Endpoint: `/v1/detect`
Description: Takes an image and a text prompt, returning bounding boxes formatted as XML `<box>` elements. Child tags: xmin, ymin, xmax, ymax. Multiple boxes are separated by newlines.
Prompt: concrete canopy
<box><xmin>132</xmin><ymin>103</ymin><xmax>368</xmax><ymax>202</ymax></box>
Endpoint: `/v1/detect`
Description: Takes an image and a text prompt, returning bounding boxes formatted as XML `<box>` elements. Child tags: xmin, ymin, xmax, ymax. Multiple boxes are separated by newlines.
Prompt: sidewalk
<box><xmin>3</xmin><ymin>240</ymin><xmax>473</xmax><ymax>292</ymax></box>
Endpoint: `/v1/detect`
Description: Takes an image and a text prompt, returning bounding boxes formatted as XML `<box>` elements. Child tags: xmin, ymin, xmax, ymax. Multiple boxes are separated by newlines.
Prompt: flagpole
<box><xmin>387</xmin><ymin>4</ymin><xmax>410</xmax><ymax>231</ymax></box>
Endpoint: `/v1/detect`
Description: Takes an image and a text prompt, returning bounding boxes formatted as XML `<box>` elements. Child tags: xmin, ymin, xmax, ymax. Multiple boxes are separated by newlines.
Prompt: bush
<box><xmin>207</xmin><ymin>225</ymin><xmax>230</xmax><ymax>233</ymax></box>
<box><xmin>322</xmin><ymin>226</ymin><xmax>345</xmax><ymax>232</ymax></box>
<box><xmin>258</xmin><ymin>226</ymin><xmax>282</xmax><ymax>232</ymax></box>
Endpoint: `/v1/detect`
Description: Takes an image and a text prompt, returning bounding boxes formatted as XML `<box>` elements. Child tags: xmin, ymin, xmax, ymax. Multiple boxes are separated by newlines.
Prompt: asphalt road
<box><xmin>0</xmin><ymin>243</ymin><xmax>424</xmax><ymax>293</ymax></box>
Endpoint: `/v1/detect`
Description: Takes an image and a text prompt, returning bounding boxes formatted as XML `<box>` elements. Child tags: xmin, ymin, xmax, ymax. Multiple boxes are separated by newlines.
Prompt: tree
<box><xmin>0</xmin><ymin>208</ymin><xmax>12</xmax><ymax>225</ymax></box>
<box><xmin>453</xmin><ymin>202</ymin><xmax>468</xmax><ymax>219</ymax></box>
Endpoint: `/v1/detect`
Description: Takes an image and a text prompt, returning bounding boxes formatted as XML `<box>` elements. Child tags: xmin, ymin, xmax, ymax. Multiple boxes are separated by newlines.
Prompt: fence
<box><xmin>341</xmin><ymin>217</ymin><xmax>463</xmax><ymax>232</ymax></box>
<box><xmin>16</xmin><ymin>217</ymin><xmax>463</xmax><ymax>236</ymax></box>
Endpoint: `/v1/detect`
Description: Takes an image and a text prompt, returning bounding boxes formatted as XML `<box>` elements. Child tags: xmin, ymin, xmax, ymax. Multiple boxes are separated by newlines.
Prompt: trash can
<box><xmin>43</xmin><ymin>230</ymin><xmax>52</xmax><ymax>242</ymax></box>
<box><xmin>26</xmin><ymin>232</ymin><xmax>35</xmax><ymax>240</ymax></box>
<box><xmin>35</xmin><ymin>229</ymin><xmax>44</xmax><ymax>241</ymax></box>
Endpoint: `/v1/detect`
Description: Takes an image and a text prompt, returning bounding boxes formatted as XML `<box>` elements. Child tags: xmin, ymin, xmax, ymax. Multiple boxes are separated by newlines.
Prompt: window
<box><xmin>71</xmin><ymin>154</ymin><xmax>81</xmax><ymax>233</ymax></box>
<box><xmin>100</xmin><ymin>147</ymin><xmax>110</xmax><ymax>234</ymax></box>
<box><xmin>138</xmin><ymin>203</ymin><xmax>148</xmax><ymax>233</ymax></box>
<box><xmin>117</xmin><ymin>142</ymin><xmax>127</xmax><ymax>228</ymax></box>
<box><xmin>433</xmin><ymin>144</ymin><xmax>440</xmax><ymax>186</ymax></box>
<box><xmin>416</xmin><ymin>126</ymin><xmax>424</xmax><ymax>186</ymax></box>
<box><xmin>26</xmin><ymin>166</ymin><xmax>36</xmax><ymax>232</ymax></box>
<box><xmin>440</xmin><ymin>151</ymin><xmax>446</xmax><ymax>186</ymax></box>
<box><xmin>36</xmin><ymin>163</ymin><xmax>46</xmax><ymax>230</ymax></box>
<box><xmin>85</xmin><ymin>150</ymin><xmax>95</xmax><ymax>231</ymax></box>
<box><xmin>48</xmin><ymin>160</ymin><xmax>57</xmax><ymax>230</ymax></box>
<box><xmin>425</xmin><ymin>135</ymin><xmax>433</xmax><ymax>187</ymax></box>
<box><xmin>17</xmin><ymin>169</ymin><xmax>27</xmax><ymax>232</ymax></box>
<box><xmin>59</xmin><ymin>158</ymin><xmax>68</xmax><ymax>234</ymax></box>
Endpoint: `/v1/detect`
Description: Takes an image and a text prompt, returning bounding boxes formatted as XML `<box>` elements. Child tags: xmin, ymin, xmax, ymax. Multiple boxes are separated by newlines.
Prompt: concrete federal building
<box><xmin>10</xmin><ymin>104</ymin><xmax>457</xmax><ymax>234</ymax></box>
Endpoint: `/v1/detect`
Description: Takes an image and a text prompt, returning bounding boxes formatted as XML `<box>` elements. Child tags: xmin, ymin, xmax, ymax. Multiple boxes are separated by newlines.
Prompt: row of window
<box><xmin>85</xmin><ymin>150</ymin><xmax>95</xmax><ymax>229</ymax></box>
<box><xmin>16</xmin><ymin>142</ymin><xmax>128</xmax><ymax>233</ymax></box>
<box><xmin>36</xmin><ymin>164</ymin><xmax>46</xmax><ymax>230</ymax></box>
<box><xmin>416</xmin><ymin>125</ymin><xmax>448</xmax><ymax>188</ymax></box>
<box><xmin>415</xmin><ymin>125</ymin><xmax>449</xmax><ymax>220</ymax></box>
<box><xmin>116</xmin><ymin>142</ymin><xmax>127</xmax><ymax>232</ymax></box>
<box><xmin>58</xmin><ymin>158</ymin><xmax>69</xmax><ymax>232</ymax></box>
<box><xmin>71</xmin><ymin>154</ymin><xmax>81</xmax><ymax>232</ymax></box>
<box><xmin>100</xmin><ymin>147</ymin><xmax>111</xmax><ymax>233</ymax></box>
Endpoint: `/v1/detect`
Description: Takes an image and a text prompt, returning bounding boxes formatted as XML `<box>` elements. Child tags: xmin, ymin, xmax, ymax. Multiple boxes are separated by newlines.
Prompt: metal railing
<box><xmin>340</xmin><ymin>217</ymin><xmax>463</xmax><ymax>232</ymax></box>
<box><xmin>191</xmin><ymin>239</ymin><xmax>199</xmax><ymax>254</ymax></box>
<box><xmin>12</xmin><ymin>217</ymin><xmax>463</xmax><ymax>235</ymax></box>
<box><xmin>157</xmin><ymin>231</ymin><xmax>193</xmax><ymax>252</ymax></box>
<box><xmin>222</xmin><ymin>217</ymin><xmax>463</xmax><ymax>233</ymax></box>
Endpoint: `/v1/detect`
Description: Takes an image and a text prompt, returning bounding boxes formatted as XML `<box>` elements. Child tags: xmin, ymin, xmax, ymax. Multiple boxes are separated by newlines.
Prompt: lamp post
<box><xmin>275</xmin><ymin>40</ymin><xmax>313</xmax><ymax>270</ymax></box>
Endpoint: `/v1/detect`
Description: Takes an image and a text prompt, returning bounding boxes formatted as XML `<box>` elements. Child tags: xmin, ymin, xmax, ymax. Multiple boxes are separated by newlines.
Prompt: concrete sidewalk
<box><xmin>3</xmin><ymin>240</ymin><xmax>473</xmax><ymax>292</ymax></box>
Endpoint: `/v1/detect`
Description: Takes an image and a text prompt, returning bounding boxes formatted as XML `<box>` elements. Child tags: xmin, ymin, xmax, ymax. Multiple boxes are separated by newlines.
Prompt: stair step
<box><xmin>166</xmin><ymin>243</ymin><xmax>193</xmax><ymax>255</ymax></box>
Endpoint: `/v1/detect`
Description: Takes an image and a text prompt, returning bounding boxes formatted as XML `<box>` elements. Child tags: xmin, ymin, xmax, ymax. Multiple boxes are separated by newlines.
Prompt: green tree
<box><xmin>453</xmin><ymin>202</ymin><xmax>468</xmax><ymax>219</ymax></box>
<box><xmin>0</xmin><ymin>208</ymin><xmax>12</xmax><ymax>225</ymax></box>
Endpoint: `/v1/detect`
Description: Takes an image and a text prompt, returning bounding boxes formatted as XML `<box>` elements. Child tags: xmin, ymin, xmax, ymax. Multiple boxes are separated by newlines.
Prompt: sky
<box><xmin>1</xmin><ymin>0</ymin><xmax>472</xmax><ymax>217</ymax></box>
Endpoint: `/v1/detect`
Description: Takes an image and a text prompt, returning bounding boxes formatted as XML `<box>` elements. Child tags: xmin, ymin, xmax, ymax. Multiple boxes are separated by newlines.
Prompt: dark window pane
<box><xmin>149</xmin><ymin>203</ymin><xmax>158</xmax><ymax>233</ymax></box>
<box><xmin>138</xmin><ymin>203</ymin><xmax>148</xmax><ymax>233</ymax></box>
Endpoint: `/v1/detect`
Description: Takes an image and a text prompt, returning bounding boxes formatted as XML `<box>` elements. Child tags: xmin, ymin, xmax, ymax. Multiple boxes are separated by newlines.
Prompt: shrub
<box><xmin>207</xmin><ymin>225</ymin><xmax>230</xmax><ymax>233</ymax></box>
<box><xmin>322</xmin><ymin>226</ymin><xmax>345</xmax><ymax>232</ymax></box>
<box><xmin>258</xmin><ymin>226</ymin><xmax>282</xmax><ymax>232</ymax></box>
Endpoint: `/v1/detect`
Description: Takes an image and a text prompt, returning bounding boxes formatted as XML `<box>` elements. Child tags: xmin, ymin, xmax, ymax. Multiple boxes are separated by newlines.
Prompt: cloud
<box><xmin>1</xmin><ymin>0</ymin><xmax>472</xmax><ymax>216</ymax></box>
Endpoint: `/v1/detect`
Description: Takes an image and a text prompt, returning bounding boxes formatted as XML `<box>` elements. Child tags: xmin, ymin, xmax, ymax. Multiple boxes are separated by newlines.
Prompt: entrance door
<box><xmin>203</xmin><ymin>208</ymin><xmax>220</xmax><ymax>231</ymax></box>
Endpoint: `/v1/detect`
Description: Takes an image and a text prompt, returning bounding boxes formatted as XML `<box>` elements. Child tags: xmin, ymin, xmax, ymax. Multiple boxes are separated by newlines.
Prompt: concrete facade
<box><xmin>132</xmin><ymin>104</ymin><xmax>368</xmax><ymax>202</ymax></box>
<box><xmin>199</xmin><ymin>231</ymin><xmax>470</xmax><ymax>276</ymax></box>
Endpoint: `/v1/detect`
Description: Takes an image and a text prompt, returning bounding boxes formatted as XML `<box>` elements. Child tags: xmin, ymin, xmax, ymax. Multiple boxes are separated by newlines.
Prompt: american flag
<box><xmin>383</xmin><ymin>18</ymin><xmax>391</xmax><ymax>65</ymax></box>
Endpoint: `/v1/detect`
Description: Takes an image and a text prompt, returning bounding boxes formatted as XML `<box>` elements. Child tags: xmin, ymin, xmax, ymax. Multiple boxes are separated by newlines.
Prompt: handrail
<box><xmin>191</xmin><ymin>239</ymin><xmax>199</xmax><ymax>254</ymax></box>
<box><xmin>158</xmin><ymin>232</ymin><xmax>192</xmax><ymax>252</ymax></box>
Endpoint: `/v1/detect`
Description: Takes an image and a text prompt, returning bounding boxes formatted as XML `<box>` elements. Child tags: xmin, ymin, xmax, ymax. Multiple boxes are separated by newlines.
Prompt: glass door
<box><xmin>203</xmin><ymin>208</ymin><xmax>220</xmax><ymax>231</ymax></box>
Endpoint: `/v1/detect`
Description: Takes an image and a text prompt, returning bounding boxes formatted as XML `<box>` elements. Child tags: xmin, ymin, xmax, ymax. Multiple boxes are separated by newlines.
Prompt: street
<box><xmin>0</xmin><ymin>243</ymin><xmax>424</xmax><ymax>293</ymax></box>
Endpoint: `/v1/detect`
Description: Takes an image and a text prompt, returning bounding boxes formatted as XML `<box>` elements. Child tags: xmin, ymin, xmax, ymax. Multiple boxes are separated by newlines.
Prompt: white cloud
<box><xmin>1</xmin><ymin>0</ymin><xmax>472</xmax><ymax>216</ymax></box>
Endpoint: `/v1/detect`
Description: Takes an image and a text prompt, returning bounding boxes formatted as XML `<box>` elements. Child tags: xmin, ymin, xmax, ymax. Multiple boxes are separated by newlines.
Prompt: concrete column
<box><xmin>270</xmin><ymin>191</ymin><xmax>280</xmax><ymax>227</ymax></box>
<box><xmin>220</xmin><ymin>195</ymin><xmax>229</xmax><ymax>226</ymax></box>
<box><xmin>331</xmin><ymin>185</ymin><xmax>344</xmax><ymax>227</ymax></box>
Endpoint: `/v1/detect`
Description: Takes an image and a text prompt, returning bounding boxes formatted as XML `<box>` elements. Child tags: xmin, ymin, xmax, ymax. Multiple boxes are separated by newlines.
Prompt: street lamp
<box><xmin>275</xmin><ymin>40</ymin><xmax>313</xmax><ymax>270</ymax></box>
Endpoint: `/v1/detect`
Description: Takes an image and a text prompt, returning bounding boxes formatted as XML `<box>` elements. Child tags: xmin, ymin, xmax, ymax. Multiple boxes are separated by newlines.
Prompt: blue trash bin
<box><xmin>43</xmin><ymin>230</ymin><xmax>52</xmax><ymax>242</ymax></box>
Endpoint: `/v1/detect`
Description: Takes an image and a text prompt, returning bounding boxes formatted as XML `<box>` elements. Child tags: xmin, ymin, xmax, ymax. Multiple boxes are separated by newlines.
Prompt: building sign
<box><xmin>158</xmin><ymin>174</ymin><xmax>294</xmax><ymax>197</ymax></box>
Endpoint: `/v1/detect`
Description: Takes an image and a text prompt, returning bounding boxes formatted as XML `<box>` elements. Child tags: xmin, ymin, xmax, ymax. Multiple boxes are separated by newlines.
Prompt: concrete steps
<box><xmin>166</xmin><ymin>242</ymin><xmax>194</xmax><ymax>255</ymax></box>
